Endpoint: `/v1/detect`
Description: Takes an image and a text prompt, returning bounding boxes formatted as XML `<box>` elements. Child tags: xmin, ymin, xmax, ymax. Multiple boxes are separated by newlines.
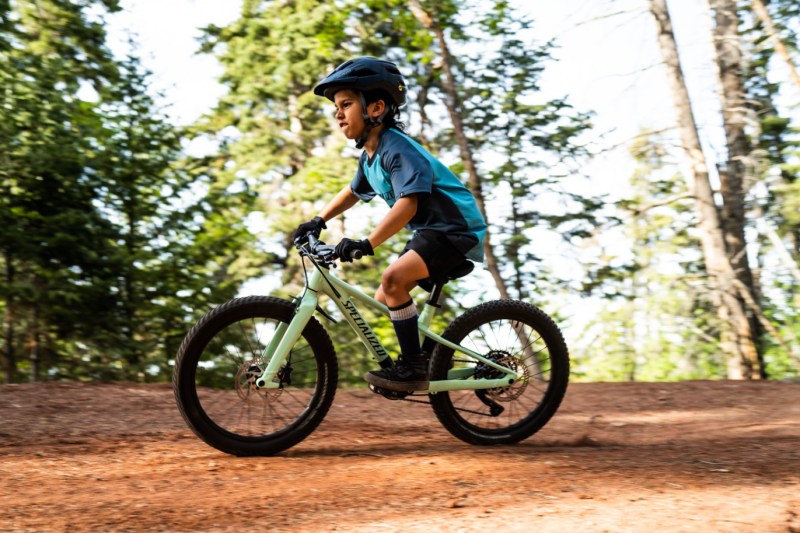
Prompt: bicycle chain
<box><xmin>399</xmin><ymin>395</ymin><xmax>496</xmax><ymax>417</ymax></box>
<box><xmin>398</xmin><ymin>356</ymin><xmax>500</xmax><ymax>417</ymax></box>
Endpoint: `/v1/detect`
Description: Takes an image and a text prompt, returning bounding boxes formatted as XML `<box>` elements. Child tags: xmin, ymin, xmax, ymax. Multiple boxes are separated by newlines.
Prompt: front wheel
<box><xmin>429</xmin><ymin>299</ymin><xmax>569</xmax><ymax>445</ymax></box>
<box><xmin>173</xmin><ymin>296</ymin><xmax>338</xmax><ymax>456</ymax></box>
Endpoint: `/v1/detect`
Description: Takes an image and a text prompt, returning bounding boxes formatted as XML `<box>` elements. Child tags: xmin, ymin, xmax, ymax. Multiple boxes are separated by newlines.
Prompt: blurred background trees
<box><xmin>0</xmin><ymin>0</ymin><xmax>797</xmax><ymax>383</ymax></box>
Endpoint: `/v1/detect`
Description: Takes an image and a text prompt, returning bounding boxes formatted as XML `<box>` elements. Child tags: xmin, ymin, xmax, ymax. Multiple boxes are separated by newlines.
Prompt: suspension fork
<box><xmin>254</xmin><ymin>281</ymin><xmax>320</xmax><ymax>389</ymax></box>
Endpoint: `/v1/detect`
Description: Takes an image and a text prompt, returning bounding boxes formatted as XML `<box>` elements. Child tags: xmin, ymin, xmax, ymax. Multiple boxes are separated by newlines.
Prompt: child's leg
<box><xmin>366</xmin><ymin>232</ymin><xmax>472</xmax><ymax>391</ymax></box>
<box><xmin>379</xmin><ymin>249</ymin><xmax>428</xmax><ymax>307</ymax></box>
<box><xmin>379</xmin><ymin>251</ymin><xmax>429</xmax><ymax>358</ymax></box>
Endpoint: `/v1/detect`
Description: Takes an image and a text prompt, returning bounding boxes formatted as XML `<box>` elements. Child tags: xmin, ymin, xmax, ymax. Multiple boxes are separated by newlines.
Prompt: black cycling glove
<box><xmin>293</xmin><ymin>216</ymin><xmax>326</xmax><ymax>242</ymax></box>
<box><xmin>335</xmin><ymin>238</ymin><xmax>374</xmax><ymax>262</ymax></box>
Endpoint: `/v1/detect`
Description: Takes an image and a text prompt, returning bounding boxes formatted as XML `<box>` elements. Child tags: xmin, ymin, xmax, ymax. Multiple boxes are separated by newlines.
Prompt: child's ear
<box><xmin>370</xmin><ymin>99</ymin><xmax>386</xmax><ymax>117</ymax></box>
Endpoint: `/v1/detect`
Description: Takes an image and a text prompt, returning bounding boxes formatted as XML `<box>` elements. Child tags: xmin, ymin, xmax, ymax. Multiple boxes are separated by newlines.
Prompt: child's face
<box><xmin>333</xmin><ymin>89</ymin><xmax>383</xmax><ymax>140</ymax></box>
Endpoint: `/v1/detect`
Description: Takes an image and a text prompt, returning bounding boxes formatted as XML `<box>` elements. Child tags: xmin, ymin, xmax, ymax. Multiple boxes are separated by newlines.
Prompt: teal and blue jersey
<box><xmin>350</xmin><ymin>128</ymin><xmax>487</xmax><ymax>262</ymax></box>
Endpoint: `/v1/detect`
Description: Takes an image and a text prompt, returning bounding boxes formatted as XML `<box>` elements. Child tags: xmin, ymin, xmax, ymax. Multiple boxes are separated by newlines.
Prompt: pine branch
<box><xmin>627</xmin><ymin>193</ymin><xmax>694</xmax><ymax>216</ymax></box>
<box><xmin>732</xmin><ymin>279</ymin><xmax>800</xmax><ymax>362</ymax></box>
<box><xmin>751</xmin><ymin>0</ymin><xmax>800</xmax><ymax>93</ymax></box>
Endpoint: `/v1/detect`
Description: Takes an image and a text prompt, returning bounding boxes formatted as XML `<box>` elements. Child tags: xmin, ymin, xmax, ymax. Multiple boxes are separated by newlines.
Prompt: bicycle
<box><xmin>173</xmin><ymin>235</ymin><xmax>570</xmax><ymax>456</ymax></box>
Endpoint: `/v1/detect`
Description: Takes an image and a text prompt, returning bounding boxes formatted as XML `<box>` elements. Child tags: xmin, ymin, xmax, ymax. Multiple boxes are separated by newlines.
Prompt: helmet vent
<box><xmin>351</xmin><ymin>68</ymin><xmax>377</xmax><ymax>77</ymax></box>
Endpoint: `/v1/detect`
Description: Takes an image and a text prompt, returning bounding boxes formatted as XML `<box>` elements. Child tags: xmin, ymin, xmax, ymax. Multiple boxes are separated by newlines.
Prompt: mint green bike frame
<box><xmin>254</xmin><ymin>262</ymin><xmax>520</xmax><ymax>393</ymax></box>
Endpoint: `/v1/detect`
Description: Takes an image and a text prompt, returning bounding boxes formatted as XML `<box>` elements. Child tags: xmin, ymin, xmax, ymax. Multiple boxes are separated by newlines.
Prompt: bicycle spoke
<box><xmin>430</xmin><ymin>300</ymin><xmax>568</xmax><ymax>445</ymax></box>
<box><xmin>192</xmin><ymin>310</ymin><xmax>324</xmax><ymax>439</ymax></box>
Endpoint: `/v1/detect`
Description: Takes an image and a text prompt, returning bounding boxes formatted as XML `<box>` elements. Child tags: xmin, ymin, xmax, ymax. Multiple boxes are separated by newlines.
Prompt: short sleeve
<box><xmin>383</xmin><ymin>135</ymin><xmax>433</xmax><ymax>201</ymax></box>
<box><xmin>350</xmin><ymin>153</ymin><xmax>376</xmax><ymax>202</ymax></box>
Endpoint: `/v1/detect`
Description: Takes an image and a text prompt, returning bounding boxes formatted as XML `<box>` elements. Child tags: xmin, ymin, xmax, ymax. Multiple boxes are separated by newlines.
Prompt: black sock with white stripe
<box><xmin>389</xmin><ymin>299</ymin><xmax>421</xmax><ymax>359</ymax></box>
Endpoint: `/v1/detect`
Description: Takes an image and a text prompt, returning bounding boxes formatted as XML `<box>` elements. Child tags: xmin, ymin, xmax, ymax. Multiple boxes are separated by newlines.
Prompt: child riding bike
<box><xmin>294</xmin><ymin>57</ymin><xmax>487</xmax><ymax>393</ymax></box>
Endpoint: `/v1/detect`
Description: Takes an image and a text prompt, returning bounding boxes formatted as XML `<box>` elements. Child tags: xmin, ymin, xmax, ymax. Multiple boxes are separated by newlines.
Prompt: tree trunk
<box><xmin>649</xmin><ymin>0</ymin><xmax>761</xmax><ymax>379</ymax></box>
<box><xmin>409</xmin><ymin>0</ymin><xmax>512</xmax><ymax>301</ymax></box>
<box><xmin>709</xmin><ymin>0</ymin><xmax>765</xmax><ymax>376</ymax></box>
<box><xmin>416</xmin><ymin>62</ymin><xmax>435</xmax><ymax>149</ymax></box>
<box><xmin>28</xmin><ymin>304</ymin><xmax>39</xmax><ymax>383</ymax></box>
<box><xmin>751</xmin><ymin>0</ymin><xmax>800</xmax><ymax>93</ymax></box>
<box><xmin>3</xmin><ymin>249</ymin><xmax>15</xmax><ymax>383</ymax></box>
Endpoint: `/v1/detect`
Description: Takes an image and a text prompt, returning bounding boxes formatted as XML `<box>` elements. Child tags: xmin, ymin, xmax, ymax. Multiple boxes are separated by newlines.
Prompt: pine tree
<box><xmin>0</xmin><ymin>0</ymin><xmax>122</xmax><ymax>382</ymax></box>
<box><xmin>579</xmin><ymin>134</ymin><xmax>724</xmax><ymax>381</ymax></box>
<box><xmin>740</xmin><ymin>0</ymin><xmax>800</xmax><ymax>376</ymax></box>
<box><xmin>650</xmin><ymin>0</ymin><xmax>762</xmax><ymax>379</ymax></box>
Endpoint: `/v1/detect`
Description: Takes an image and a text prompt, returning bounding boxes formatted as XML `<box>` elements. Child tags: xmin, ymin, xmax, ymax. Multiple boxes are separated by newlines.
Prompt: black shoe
<box><xmin>365</xmin><ymin>354</ymin><xmax>429</xmax><ymax>392</ymax></box>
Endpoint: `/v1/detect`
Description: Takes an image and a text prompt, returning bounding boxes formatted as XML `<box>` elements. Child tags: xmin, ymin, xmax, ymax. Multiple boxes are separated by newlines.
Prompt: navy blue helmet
<box><xmin>314</xmin><ymin>57</ymin><xmax>407</xmax><ymax>106</ymax></box>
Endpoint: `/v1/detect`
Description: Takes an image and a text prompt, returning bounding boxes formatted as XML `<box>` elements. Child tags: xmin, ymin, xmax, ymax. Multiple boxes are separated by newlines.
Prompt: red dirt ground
<box><xmin>1</xmin><ymin>380</ymin><xmax>798</xmax><ymax>532</ymax></box>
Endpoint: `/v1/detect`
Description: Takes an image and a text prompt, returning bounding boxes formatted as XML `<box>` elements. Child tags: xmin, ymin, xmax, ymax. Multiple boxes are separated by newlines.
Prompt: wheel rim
<box><xmin>445</xmin><ymin>316</ymin><xmax>554</xmax><ymax>432</ymax></box>
<box><xmin>193</xmin><ymin>314</ymin><xmax>322</xmax><ymax>439</ymax></box>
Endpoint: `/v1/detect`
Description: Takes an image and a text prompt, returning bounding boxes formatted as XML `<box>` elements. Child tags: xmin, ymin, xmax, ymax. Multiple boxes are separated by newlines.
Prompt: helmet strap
<box><xmin>355</xmin><ymin>92</ymin><xmax>389</xmax><ymax>149</ymax></box>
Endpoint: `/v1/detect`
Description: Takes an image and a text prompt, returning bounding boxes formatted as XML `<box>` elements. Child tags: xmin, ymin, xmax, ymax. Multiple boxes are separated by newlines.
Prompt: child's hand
<box><xmin>335</xmin><ymin>238</ymin><xmax>374</xmax><ymax>262</ymax></box>
<box><xmin>294</xmin><ymin>216</ymin><xmax>327</xmax><ymax>243</ymax></box>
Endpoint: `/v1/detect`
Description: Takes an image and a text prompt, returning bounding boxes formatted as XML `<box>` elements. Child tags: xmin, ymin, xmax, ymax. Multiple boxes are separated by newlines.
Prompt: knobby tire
<box><xmin>173</xmin><ymin>296</ymin><xmax>337</xmax><ymax>456</ymax></box>
<box><xmin>429</xmin><ymin>299</ymin><xmax>569</xmax><ymax>445</ymax></box>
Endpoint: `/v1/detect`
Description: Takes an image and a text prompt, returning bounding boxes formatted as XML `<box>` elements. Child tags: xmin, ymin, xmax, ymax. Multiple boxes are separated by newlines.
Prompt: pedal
<box><xmin>368</xmin><ymin>384</ymin><xmax>410</xmax><ymax>400</ymax></box>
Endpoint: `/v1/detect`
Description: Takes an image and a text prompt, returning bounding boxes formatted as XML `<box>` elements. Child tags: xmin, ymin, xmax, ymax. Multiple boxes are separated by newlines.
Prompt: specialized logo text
<box><xmin>344</xmin><ymin>301</ymin><xmax>388</xmax><ymax>359</ymax></box>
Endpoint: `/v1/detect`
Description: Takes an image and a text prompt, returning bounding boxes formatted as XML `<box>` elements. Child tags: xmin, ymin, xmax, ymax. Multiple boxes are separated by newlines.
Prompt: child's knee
<box><xmin>380</xmin><ymin>268</ymin><xmax>407</xmax><ymax>295</ymax></box>
<box><xmin>375</xmin><ymin>286</ymin><xmax>386</xmax><ymax>304</ymax></box>
<box><xmin>380</xmin><ymin>269</ymin><xmax>398</xmax><ymax>293</ymax></box>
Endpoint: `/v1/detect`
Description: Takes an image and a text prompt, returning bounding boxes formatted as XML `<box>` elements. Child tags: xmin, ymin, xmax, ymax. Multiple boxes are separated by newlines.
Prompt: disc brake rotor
<box><xmin>486</xmin><ymin>356</ymin><xmax>528</xmax><ymax>402</ymax></box>
<box><xmin>235</xmin><ymin>360</ymin><xmax>283</xmax><ymax>401</ymax></box>
<box><xmin>475</xmin><ymin>351</ymin><xmax>529</xmax><ymax>402</ymax></box>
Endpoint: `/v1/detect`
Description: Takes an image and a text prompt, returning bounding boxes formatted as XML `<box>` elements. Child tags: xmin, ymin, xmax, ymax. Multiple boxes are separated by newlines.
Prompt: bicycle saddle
<box><xmin>417</xmin><ymin>260</ymin><xmax>475</xmax><ymax>292</ymax></box>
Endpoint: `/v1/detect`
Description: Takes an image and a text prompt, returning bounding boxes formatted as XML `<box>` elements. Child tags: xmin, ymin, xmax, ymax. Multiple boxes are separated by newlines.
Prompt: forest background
<box><xmin>1</xmin><ymin>0</ymin><xmax>798</xmax><ymax>385</ymax></box>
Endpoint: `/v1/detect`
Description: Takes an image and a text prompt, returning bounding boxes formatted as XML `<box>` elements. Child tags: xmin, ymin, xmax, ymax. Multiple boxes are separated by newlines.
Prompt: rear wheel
<box><xmin>173</xmin><ymin>296</ymin><xmax>337</xmax><ymax>456</ymax></box>
<box><xmin>429</xmin><ymin>299</ymin><xmax>569</xmax><ymax>445</ymax></box>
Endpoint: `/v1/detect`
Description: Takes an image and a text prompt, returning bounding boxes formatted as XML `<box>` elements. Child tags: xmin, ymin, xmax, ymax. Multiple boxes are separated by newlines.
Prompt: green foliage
<box><xmin>0</xmin><ymin>1</ymin><xmax>256</xmax><ymax>383</ymax></box>
<box><xmin>191</xmin><ymin>0</ymin><xmax>398</xmax><ymax>377</ymax></box>
<box><xmin>0</xmin><ymin>0</ymin><xmax>122</xmax><ymax>382</ymax></box>
<box><xmin>575</xmin><ymin>134</ymin><xmax>726</xmax><ymax>381</ymax></box>
<box><xmin>3</xmin><ymin>0</ymin><xmax>796</xmax><ymax>384</ymax></box>
<box><xmin>576</xmin><ymin>1</ymin><xmax>800</xmax><ymax>381</ymax></box>
<box><xmin>400</xmin><ymin>1</ymin><xmax>596</xmax><ymax>302</ymax></box>
<box><xmin>738</xmin><ymin>0</ymin><xmax>800</xmax><ymax>377</ymax></box>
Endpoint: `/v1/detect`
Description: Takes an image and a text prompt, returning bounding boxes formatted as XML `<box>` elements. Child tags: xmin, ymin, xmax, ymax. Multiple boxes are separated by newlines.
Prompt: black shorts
<box><xmin>402</xmin><ymin>230</ymin><xmax>470</xmax><ymax>283</ymax></box>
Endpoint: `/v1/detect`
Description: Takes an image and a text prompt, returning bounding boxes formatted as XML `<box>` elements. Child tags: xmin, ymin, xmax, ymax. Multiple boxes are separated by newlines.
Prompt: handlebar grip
<box><xmin>350</xmin><ymin>249</ymin><xmax>363</xmax><ymax>261</ymax></box>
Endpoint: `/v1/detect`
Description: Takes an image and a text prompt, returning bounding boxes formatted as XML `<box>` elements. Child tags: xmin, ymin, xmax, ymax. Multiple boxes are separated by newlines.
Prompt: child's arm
<box><xmin>320</xmin><ymin>185</ymin><xmax>360</xmax><ymax>222</ymax></box>
<box><xmin>332</xmin><ymin>194</ymin><xmax>418</xmax><ymax>262</ymax></box>
<box><xmin>367</xmin><ymin>195</ymin><xmax>418</xmax><ymax>248</ymax></box>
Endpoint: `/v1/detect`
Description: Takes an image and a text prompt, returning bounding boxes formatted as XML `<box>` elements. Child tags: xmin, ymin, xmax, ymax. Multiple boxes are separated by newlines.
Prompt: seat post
<box><xmin>421</xmin><ymin>281</ymin><xmax>446</xmax><ymax>354</ymax></box>
<box><xmin>426</xmin><ymin>281</ymin><xmax>446</xmax><ymax>308</ymax></box>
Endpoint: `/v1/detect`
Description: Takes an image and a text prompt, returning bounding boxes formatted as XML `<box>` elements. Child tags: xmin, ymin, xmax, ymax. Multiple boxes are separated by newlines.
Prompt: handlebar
<box><xmin>297</xmin><ymin>234</ymin><xmax>338</xmax><ymax>267</ymax></box>
<box><xmin>297</xmin><ymin>234</ymin><xmax>362</xmax><ymax>265</ymax></box>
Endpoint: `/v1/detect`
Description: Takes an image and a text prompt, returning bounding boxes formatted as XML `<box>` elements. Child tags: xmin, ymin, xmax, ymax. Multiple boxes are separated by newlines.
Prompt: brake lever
<box><xmin>297</xmin><ymin>234</ymin><xmax>338</xmax><ymax>267</ymax></box>
<box><xmin>315</xmin><ymin>244</ymin><xmax>337</xmax><ymax>265</ymax></box>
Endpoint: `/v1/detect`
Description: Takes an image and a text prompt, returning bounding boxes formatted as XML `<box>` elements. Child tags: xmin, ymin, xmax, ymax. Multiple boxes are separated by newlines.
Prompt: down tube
<box><xmin>319</xmin><ymin>274</ymin><xmax>393</xmax><ymax>368</ymax></box>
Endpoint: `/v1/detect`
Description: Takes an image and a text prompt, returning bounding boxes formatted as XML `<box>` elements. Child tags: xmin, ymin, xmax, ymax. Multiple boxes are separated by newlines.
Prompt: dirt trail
<box><xmin>1</xmin><ymin>380</ymin><xmax>799</xmax><ymax>532</ymax></box>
